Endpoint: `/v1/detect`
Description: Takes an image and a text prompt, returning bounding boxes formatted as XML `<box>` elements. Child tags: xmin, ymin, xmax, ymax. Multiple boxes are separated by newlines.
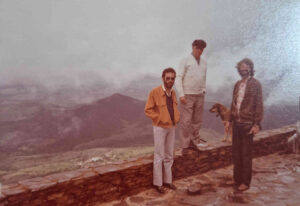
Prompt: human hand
<box><xmin>249</xmin><ymin>125</ymin><xmax>260</xmax><ymax>135</ymax></box>
<box><xmin>180</xmin><ymin>96</ymin><xmax>187</xmax><ymax>104</ymax></box>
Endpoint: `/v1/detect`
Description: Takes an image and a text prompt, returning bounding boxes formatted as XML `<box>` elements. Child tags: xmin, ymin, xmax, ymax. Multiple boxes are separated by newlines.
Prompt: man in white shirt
<box><xmin>176</xmin><ymin>39</ymin><xmax>207</xmax><ymax>151</ymax></box>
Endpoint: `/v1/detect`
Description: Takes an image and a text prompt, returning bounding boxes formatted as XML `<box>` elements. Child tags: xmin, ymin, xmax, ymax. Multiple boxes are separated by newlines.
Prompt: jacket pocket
<box><xmin>157</xmin><ymin>101</ymin><xmax>170</xmax><ymax>123</ymax></box>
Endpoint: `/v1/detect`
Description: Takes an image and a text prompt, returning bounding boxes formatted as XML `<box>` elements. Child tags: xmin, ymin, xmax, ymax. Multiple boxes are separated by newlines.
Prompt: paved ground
<box><xmin>97</xmin><ymin>152</ymin><xmax>300</xmax><ymax>206</ymax></box>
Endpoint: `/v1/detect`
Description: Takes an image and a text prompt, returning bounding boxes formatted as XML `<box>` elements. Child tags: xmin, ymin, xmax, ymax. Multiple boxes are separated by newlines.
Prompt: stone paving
<box><xmin>97</xmin><ymin>152</ymin><xmax>300</xmax><ymax>206</ymax></box>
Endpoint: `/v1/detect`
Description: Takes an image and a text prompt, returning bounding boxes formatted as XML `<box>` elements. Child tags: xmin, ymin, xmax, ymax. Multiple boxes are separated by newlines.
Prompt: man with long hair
<box><xmin>225</xmin><ymin>58</ymin><xmax>264</xmax><ymax>191</ymax></box>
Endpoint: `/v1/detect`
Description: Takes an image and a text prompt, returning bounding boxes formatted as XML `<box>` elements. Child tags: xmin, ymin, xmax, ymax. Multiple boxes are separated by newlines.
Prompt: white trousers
<box><xmin>153</xmin><ymin>126</ymin><xmax>175</xmax><ymax>186</ymax></box>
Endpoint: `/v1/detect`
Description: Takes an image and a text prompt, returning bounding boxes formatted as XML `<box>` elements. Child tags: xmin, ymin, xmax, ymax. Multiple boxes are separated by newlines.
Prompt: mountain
<box><xmin>0</xmin><ymin>88</ymin><xmax>298</xmax><ymax>155</ymax></box>
<box><xmin>0</xmin><ymin>93</ymin><xmax>152</xmax><ymax>154</ymax></box>
<box><xmin>49</xmin><ymin>93</ymin><xmax>150</xmax><ymax>152</ymax></box>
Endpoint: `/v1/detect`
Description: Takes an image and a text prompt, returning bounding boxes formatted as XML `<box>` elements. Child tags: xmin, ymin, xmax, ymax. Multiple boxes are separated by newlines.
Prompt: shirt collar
<box><xmin>162</xmin><ymin>85</ymin><xmax>172</xmax><ymax>97</ymax></box>
<box><xmin>191</xmin><ymin>53</ymin><xmax>201</xmax><ymax>61</ymax></box>
<box><xmin>241</xmin><ymin>76</ymin><xmax>251</xmax><ymax>84</ymax></box>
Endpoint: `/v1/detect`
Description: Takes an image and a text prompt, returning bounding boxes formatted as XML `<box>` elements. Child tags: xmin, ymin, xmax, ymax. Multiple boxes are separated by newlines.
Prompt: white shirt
<box><xmin>236</xmin><ymin>77</ymin><xmax>250</xmax><ymax>114</ymax></box>
<box><xmin>162</xmin><ymin>84</ymin><xmax>172</xmax><ymax>97</ymax></box>
<box><xmin>175</xmin><ymin>54</ymin><xmax>207</xmax><ymax>97</ymax></box>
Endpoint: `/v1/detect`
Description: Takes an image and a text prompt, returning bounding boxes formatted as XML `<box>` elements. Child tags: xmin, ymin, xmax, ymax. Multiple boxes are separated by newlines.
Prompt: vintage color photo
<box><xmin>0</xmin><ymin>0</ymin><xmax>299</xmax><ymax>205</ymax></box>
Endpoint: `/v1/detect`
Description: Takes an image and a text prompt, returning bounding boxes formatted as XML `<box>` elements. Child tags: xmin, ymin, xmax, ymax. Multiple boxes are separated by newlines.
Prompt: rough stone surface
<box><xmin>18</xmin><ymin>177</ymin><xmax>56</xmax><ymax>192</ymax></box>
<box><xmin>0</xmin><ymin>125</ymin><xmax>297</xmax><ymax>205</ymax></box>
<box><xmin>97</xmin><ymin>153</ymin><xmax>300</xmax><ymax>206</ymax></box>
<box><xmin>1</xmin><ymin>184</ymin><xmax>29</xmax><ymax>199</ymax></box>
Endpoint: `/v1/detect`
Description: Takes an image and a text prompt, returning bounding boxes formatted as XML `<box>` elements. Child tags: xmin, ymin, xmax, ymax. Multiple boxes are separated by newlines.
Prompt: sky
<box><xmin>0</xmin><ymin>0</ymin><xmax>299</xmax><ymax>105</ymax></box>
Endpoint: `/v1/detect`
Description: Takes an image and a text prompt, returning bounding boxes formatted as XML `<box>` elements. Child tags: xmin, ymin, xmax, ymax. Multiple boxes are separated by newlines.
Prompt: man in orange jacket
<box><xmin>145</xmin><ymin>67</ymin><xmax>180</xmax><ymax>194</ymax></box>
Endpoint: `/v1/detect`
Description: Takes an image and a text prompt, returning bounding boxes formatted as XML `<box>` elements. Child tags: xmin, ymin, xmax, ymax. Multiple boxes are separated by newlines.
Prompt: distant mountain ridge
<box><xmin>0</xmin><ymin>88</ymin><xmax>298</xmax><ymax>155</ymax></box>
<box><xmin>0</xmin><ymin>93</ymin><xmax>150</xmax><ymax>154</ymax></box>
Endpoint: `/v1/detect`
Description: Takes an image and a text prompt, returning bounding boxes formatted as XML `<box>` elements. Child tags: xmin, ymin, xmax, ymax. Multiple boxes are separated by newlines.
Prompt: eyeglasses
<box><xmin>165</xmin><ymin>77</ymin><xmax>175</xmax><ymax>81</ymax></box>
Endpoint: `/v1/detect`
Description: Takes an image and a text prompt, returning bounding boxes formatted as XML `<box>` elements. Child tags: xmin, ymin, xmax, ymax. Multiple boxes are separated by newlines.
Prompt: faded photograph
<box><xmin>0</xmin><ymin>0</ymin><xmax>299</xmax><ymax>205</ymax></box>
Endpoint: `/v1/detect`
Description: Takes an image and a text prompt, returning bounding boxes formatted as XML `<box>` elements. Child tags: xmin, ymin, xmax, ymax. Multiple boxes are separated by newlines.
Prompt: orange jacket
<box><xmin>144</xmin><ymin>85</ymin><xmax>180</xmax><ymax>128</ymax></box>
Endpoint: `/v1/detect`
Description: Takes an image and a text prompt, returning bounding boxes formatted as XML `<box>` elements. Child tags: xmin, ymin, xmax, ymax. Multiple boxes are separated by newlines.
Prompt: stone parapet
<box><xmin>0</xmin><ymin>125</ymin><xmax>296</xmax><ymax>206</ymax></box>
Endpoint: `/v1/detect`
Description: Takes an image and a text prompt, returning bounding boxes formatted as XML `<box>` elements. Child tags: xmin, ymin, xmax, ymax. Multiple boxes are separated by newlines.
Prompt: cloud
<box><xmin>0</xmin><ymin>0</ymin><xmax>299</xmax><ymax>105</ymax></box>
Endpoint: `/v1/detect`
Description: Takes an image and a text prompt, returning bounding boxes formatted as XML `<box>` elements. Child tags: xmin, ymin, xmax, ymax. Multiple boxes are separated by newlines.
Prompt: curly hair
<box><xmin>236</xmin><ymin>58</ymin><xmax>255</xmax><ymax>76</ymax></box>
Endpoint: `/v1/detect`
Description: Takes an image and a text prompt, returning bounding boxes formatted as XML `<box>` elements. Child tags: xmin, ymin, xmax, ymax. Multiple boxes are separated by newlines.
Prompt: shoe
<box><xmin>163</xmin><ymin>183</ymin><xmax>177</xmax><ymax>190</ymax></box>
<box><xmin>155</xmin><ymin>186</ymin><xmax>165</xmax><ymax>194</ymax></box>
<box><xmin>225</xmin><ymin>180</ymin><xmax>236</xmax><ymax>185</ymax></box>
<box><xmin>188</xmin><ymin>141</ymin><xmax>200</xmax><ymax>151</ymax></box>
<box><xmin>194</xmin><ymin>134</ymin><xmax>207</xmax><ymax>143</ymax></box>
<box><xmin>196</xmin><ymin>143</ymin><xmax>208</xmax><ymax>148</ymax></box>
<box><xmin>238</xmin><ymin>184</ymin><xmax>249</xmax><ymax>191</ymax></box>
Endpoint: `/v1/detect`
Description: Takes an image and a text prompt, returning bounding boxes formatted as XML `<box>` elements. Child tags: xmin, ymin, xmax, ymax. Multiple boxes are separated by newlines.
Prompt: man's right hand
<box><xmin>180</xmin><ymin>96</ymin><xmax>187</xmax><ymax>104</ymax></box>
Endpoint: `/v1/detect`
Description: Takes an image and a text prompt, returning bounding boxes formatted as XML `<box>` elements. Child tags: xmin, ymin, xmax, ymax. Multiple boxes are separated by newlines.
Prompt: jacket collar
<box><xmin>162</xmin><ymin>85</ymin><xmax>173</xmax><ymax>97</ymax></box>
<box><xmin>159</xmin><ymin>85</ymin><xmax>174</xmax><ymax>97</ymax></box>
<box><xmin>190</xmin><ymin>53</ymin><xmax>203</xmax><ymax>64</ymax></box>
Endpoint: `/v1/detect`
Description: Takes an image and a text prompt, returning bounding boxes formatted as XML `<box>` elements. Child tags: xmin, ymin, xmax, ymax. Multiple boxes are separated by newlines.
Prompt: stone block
<box><xmin>19</xmin><ymin>177</ymin><xmax>57</xmax><ymax>192</ymax></box>
<box><xmin>1</xmin><ymin>184</ymin><xmax>28</xmax><ymax>196</ymax></box>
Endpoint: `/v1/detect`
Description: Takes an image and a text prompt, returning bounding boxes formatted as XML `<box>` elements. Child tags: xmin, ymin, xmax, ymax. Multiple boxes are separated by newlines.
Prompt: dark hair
<box><xmin>192</xmin><ymin>39</ymin><xmax>207</xmax><ymax>49</ymax></box>
<box><xmin>162</xmin><ymin>67</ymin><xmax>176</xmax><ymax>78</ymax></box>
<box><xmin>236</xmin><ymin>58</ymin><xmax>255</xmax><ymax>76</ymax></box>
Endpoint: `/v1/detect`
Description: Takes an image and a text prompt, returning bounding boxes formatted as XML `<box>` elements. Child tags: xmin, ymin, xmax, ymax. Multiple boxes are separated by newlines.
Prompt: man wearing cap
<box><xmin>176</xmin><ymin>39</ymin><xmax>207</xmax><ymax>151</ymax></box>
<box><xmin>145</xmin><ymin>68</ymin><xmax>180</xmax><ymax>194</ymax></box>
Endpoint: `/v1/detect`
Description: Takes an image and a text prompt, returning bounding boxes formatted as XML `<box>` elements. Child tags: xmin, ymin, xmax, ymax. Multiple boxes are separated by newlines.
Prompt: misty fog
<box><xmin>0</xmin><ymin>0</ymin><xmax>299</xmax><ymax>105</ymax></box>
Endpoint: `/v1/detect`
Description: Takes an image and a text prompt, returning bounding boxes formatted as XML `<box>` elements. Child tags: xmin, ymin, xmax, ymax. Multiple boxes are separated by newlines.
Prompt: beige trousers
<box><xmin>179</xmin><ymin>94</ymin><xmax>205</xmax><ymax>148</ymax></box>
<box><xmin>153</xmin><ymin>126</ymin><xmax>175</xmax><ymax>186</ymax></box>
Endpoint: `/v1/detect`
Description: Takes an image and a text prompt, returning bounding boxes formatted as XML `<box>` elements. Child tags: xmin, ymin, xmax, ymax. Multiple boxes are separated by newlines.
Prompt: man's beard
<box><xmin>164</xmin><ymin>81</ymin><xmax>174</xmax><ymax>89</ymax></box>
<box><xmin>239</xmin><ymin>70</ymin><xmax>250</xmax><ymax>78</ymax></box>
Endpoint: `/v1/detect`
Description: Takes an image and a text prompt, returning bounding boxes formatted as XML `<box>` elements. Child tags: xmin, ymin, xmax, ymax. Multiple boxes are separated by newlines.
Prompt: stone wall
<box><xmin>0</xmin><ymin>125</ymin><xmax>296</xmax><ymax>206</ymax></box>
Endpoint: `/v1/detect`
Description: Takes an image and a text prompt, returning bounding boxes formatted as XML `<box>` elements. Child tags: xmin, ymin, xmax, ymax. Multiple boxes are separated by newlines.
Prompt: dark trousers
<box><xmin>232</xmin><ymin>122</ymin><xmax>254</xmax><ymax>186</ymax></box>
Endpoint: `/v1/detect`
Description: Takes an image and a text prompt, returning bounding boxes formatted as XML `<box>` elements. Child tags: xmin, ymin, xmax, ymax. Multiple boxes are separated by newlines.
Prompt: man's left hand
<box><xmin>249</xmin><ymin>125</ymin><xmax>260</xmax><ymax>135</ymax></box>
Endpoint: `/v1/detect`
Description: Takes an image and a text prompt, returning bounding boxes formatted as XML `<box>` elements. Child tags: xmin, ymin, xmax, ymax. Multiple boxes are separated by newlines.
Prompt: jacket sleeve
<box><xmin>144</xmin><ymin>90</ymin><xmax>159</xmax><ymax>121</ymax></box>
<box><xmin>254</xmin><ymin>81</ymin><xmax>264</xmax><ymax>126</ymax></box>
<box><xmin>175</xmin><ymin>58</ymin><xmax>186</xmax><ymax>98</ymax></box>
